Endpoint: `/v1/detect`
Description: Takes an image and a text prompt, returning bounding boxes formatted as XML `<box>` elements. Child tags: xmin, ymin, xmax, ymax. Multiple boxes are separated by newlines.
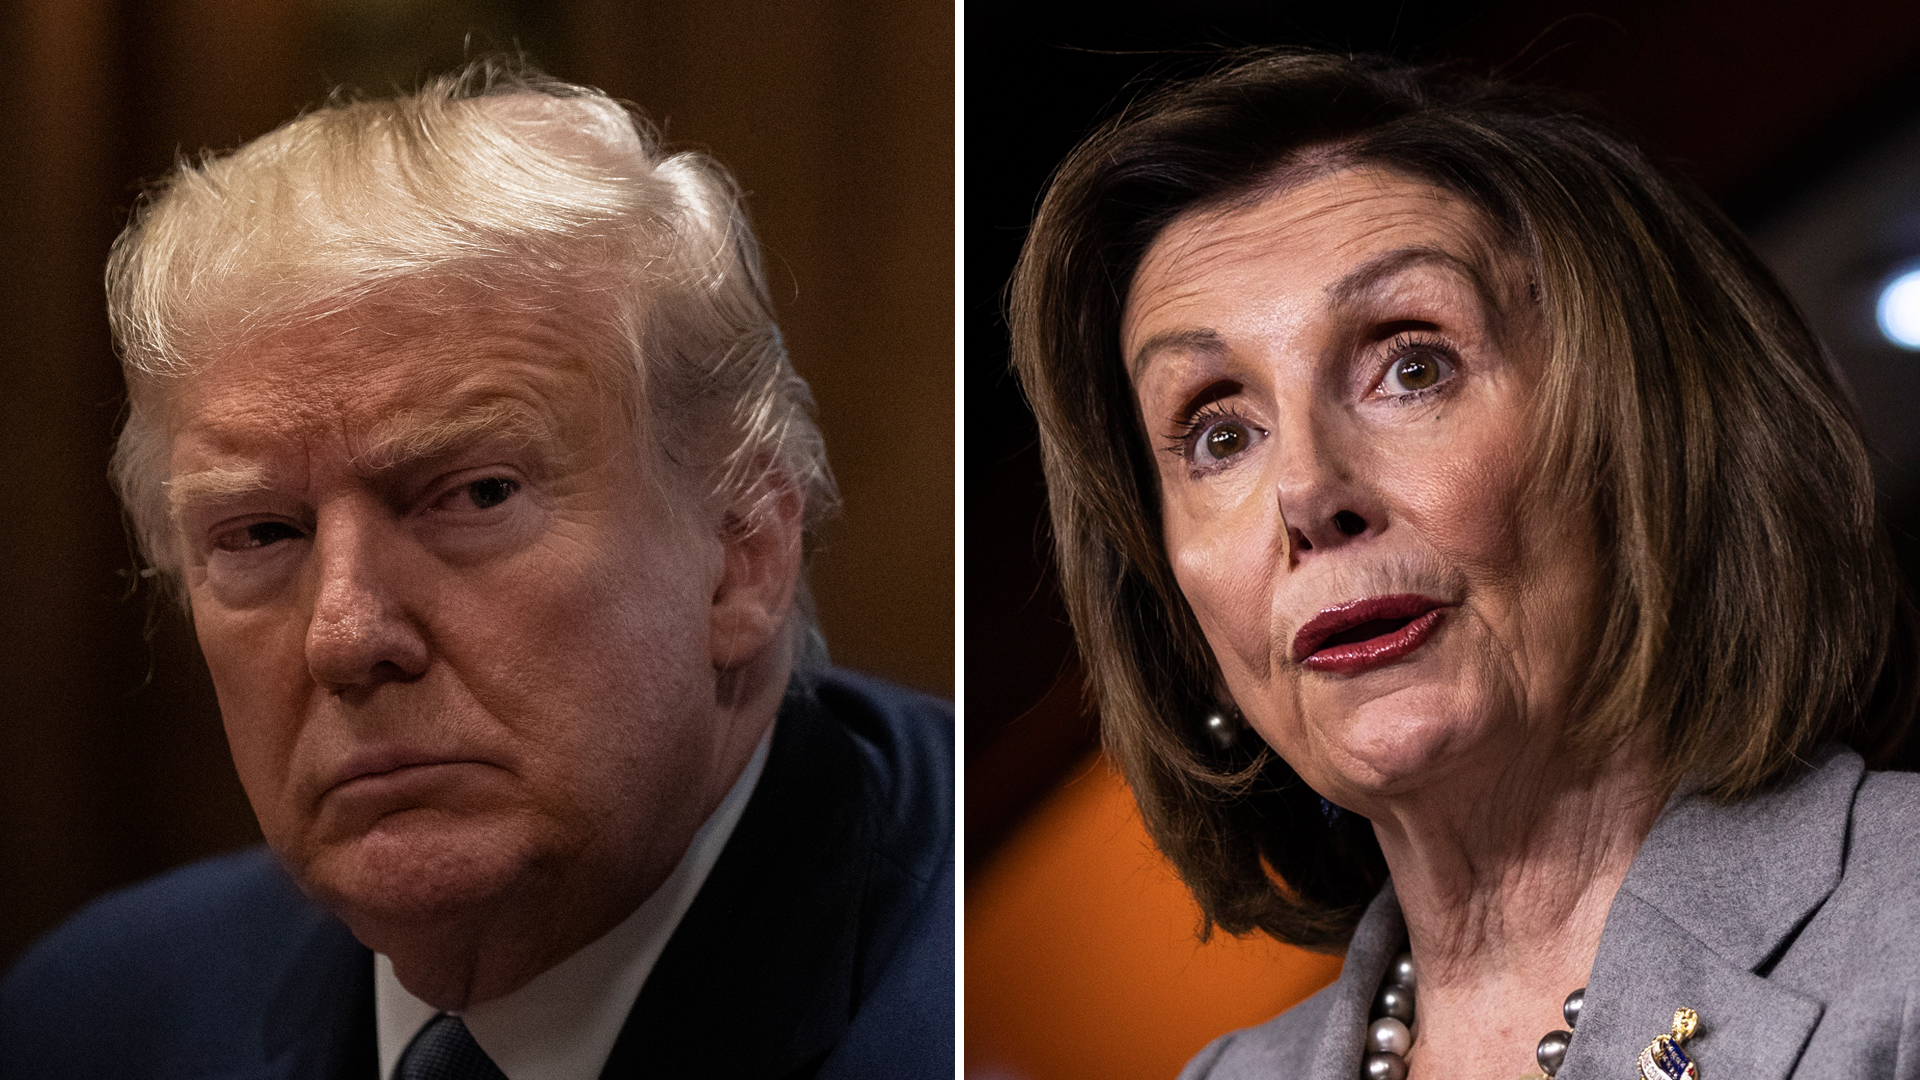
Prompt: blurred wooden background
<box><xmin>0</xmin><ymin>0</ymin><xmax>952</xmax><ymax>968</ymax></box>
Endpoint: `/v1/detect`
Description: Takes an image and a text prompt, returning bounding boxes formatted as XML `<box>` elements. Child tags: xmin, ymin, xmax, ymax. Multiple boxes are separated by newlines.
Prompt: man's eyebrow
<box><xmin>165</xmin><ymin>401</ymin><xmax>556</xmax><ymax>517</ymax></box>
<box><xmin>1324</xmin><ymin>244</ymin><xmax>1502</xmax><ymax>314</ymax></box>
<box><xmin>352</xmin><ymin>400</ymin><xmax>555</xmax><ymax>473</ymax></box>
<box><xmin>1128</xmin><ymin>328</ymin><xmax>1229</xmax><ymax>380</ymax></box>
<box><xmin>165</xmin><ymin>464</ymin><xmax>270</xmax><ymax>515</ymax></box>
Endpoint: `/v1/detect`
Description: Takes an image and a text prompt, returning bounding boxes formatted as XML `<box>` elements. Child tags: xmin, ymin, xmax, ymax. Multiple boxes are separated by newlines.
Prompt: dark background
<box><xmin>0</xmin><ymin>0</ymin><xmax>952</xmax><ymax>967</ymax></box>
<box><xmin>966</xmin><ymin>0</ymin><xmax>1920</xmax><ymax>876</ymax></box>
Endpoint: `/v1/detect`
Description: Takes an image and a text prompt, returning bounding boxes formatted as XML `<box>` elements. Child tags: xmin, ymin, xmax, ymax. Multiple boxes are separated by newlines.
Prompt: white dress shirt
<box><xmin>375</xmin><ymin>728</ymin><xmax>773</xmax><ymax>1080</ymax></box>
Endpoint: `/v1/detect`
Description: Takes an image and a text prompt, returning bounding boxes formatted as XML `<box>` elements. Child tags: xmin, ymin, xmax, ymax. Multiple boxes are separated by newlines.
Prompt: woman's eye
<box><xmin>457</xmin><ymin>477</ymin><xmax>518</xmax><ymax>510</ymax></box>
<box><xmin>1181</xmin><ymin>414</ymin><xmax>1264</xmax><ymax>468</ymax></box>
<box><xmin>215</xmin><ymin>521</ymin><xmax>304</xmax><ymax>551</ymax></box>
<box><xmin>1203</xmin><ymin>421</ymin><xmax>1253</xmax><ymax>459</ymax></box>
<box><xmin>1380</xmin><ymin>351</ymin><xmax>1455</xmax><ymax>395</ymax></box>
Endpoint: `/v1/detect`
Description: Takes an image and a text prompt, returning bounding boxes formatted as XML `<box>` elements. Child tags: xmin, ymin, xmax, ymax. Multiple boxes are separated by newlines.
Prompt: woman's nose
<box><xmin>1274</xmin><ymin>431</ymin><xmax>1385</xmax><ymax>556</ymax></box>
<box><xmin>1284</xmin><ymin>503</ymin><xmax>1376</xmax><ymax>553</ymax></box>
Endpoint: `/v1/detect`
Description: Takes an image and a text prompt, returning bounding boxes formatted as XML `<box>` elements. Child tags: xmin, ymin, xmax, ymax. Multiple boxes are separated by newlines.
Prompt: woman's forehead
<box><xmin>1122</xmin><ymin>168</ymin><xmax>1524</xmax><ymax>373</ymax></box>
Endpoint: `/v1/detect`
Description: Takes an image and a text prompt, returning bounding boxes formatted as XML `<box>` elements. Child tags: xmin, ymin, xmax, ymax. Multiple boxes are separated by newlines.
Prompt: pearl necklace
<box><xmin>1363</xmin><ymin>951</ymin><xmax>1583</xmax><ymax>1080</ymax></box>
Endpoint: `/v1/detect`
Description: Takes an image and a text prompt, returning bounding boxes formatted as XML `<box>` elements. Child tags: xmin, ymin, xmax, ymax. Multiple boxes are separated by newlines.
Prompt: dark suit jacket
<box><xmin>1179</xmin><ymin>745</ymin><xmax>1920</xmax><ymax>1080</ymax></box>
<box><xmin>0</xmin><ymin>669</ymin><xmax>953</xmax><ymax>1079</ymax></box>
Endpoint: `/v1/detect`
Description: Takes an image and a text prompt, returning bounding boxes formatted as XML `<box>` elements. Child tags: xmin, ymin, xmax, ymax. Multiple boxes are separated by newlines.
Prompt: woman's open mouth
<box><xmin>1292</xmin><ymin>595</ymin><xmax>1450</xmax><ymax>675</ymax></box>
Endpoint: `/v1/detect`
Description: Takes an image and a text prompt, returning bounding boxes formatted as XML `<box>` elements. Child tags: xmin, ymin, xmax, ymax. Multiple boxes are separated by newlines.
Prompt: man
<box><xmin>0</xmin><ymin>67</ymin><xmax>952</xmax><ymax>1079</ymax></box>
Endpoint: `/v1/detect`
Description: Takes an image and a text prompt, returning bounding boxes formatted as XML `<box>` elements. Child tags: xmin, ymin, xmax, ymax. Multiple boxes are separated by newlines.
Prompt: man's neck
<box><xmin>374</xmin><ymin>726</ymin><xmax>775</xmax><ymax>1079</ymax></box>
<box><xmin>364</xmin><ymin>649</ymin><xmax>792</xmax><ymax>1010</ymax></box>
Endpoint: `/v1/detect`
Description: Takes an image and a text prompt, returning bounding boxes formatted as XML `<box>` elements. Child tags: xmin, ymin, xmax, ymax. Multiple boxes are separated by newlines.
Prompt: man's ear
<box><xmin>709</xmin><ymin>477</ymin><xmax>806</xmax><ymax>672</ymax></box>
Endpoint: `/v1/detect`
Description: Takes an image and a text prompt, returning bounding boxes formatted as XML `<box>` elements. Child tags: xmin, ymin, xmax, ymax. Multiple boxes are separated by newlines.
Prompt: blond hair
<box><xmin>108</xmin><ymin>62</ymin><xmax>837</xmax><ymax>665</ymax></box>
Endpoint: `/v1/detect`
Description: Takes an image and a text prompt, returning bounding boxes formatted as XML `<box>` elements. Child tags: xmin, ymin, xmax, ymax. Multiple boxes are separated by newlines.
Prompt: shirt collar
<box><xmin>375</xmin><ymin>725</ymin><xmax>774</xmax><ymax>1080</ymax></box>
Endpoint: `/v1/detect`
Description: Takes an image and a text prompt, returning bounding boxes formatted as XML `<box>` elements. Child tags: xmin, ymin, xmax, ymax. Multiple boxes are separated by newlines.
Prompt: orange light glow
<box><xmin>966</xmin><ymin>752</ymin><xmax>1343</xmax><ymax>1080</ymax></box>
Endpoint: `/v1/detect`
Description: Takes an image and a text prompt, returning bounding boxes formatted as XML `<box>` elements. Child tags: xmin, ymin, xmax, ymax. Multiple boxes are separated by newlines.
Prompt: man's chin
<box><xmin>283</xmin><ymin>811</ymin><xmax>559</xmax><ymax>930</ymax></box>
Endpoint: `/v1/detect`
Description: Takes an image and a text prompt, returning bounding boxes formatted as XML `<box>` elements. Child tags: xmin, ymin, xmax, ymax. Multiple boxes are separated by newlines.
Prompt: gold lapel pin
<box><xmin>1637</xmin><ymin>1007</ymin><xmax>1700</xmax><ymax>1079</ymax></box>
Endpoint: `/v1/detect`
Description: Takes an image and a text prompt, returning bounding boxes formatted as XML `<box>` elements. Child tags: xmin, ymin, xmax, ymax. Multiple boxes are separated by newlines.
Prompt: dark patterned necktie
<box><xmin>397</xmin><ymin>1014</ymin><xmax>510</xmax><ymax>1080</ymax></box>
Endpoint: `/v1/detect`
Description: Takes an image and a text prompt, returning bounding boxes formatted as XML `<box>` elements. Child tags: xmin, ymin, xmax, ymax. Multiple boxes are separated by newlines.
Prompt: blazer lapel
<box><xmin>600</xmin><ymin>686</ymin><xmax>877</xmax><ymax>1079</ymax></box>
<box><xmin>1565</xmin><ymin>890</ymin><xmax>1823</xmax><ymax>1080</ymax></box>
<box><xmin>1305</xmin><ymin>884</ymin><xmax>1409</xmax><ymax>1080</ymax></box>
<box><xmin>1558</xmin><ymin>746</ymin><xmax>1865</xmax><ymax>1080</ymax></box>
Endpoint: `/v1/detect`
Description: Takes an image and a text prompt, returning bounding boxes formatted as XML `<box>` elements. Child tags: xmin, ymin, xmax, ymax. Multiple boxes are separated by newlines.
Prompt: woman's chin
<box><xmin>1295</xmin><ymin>681</ymin><xmax>1516</xmax><ymax>805</ymax></box>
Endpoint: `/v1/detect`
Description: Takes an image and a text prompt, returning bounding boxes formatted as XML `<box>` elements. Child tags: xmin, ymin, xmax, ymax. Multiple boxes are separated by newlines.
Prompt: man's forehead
<box><xmin>153</xmin><ymin>288</ymin><xmax>648</xmax><ymax>517</ymax></box>
<box><xmin>174</xmin><ymin>372</ymin><xmax>568</xmax><ymax>452</ymax></box>
<box><xmin>167</xmin><ymin>298</ymin><xmax>602</xmax><ymax>441</ymax></box>
<box><xmin>160</xmin><ymin>317</ymin><xmax>593</xmax><ymax>502</ymax></box>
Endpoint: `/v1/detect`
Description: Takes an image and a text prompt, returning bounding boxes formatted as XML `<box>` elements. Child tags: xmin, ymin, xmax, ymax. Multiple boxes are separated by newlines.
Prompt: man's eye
<box><xmin>464</xmin><ymin>477</ymin><xmax>518</xmax><ymax>510</ymax></box>
<box><xmin>216</xmin><ymin>521</ymin><xmax>304</xmax><ymax>551</ymax></box>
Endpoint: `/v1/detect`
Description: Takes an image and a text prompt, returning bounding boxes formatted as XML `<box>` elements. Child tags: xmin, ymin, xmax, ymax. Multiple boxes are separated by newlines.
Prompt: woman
<box><xmin>1010</xmin><ymin>52</ymin><xmax>1920</xmax><ymax>1080</ymax></box>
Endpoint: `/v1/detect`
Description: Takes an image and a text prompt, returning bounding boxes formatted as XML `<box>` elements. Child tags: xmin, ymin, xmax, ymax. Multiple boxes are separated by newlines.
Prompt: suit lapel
<box><xmin>260</xmin><ymin>889</ymin><xmax>378</xmax><ymax>1080</ymax></box>
<box><xmin>600</xmin><ymin>686</ymin><xmax>876</xmax><ymax>1079</ymax></box>
<box><xmin>1559</xmin><ymin>746</ymin><xmax>1865</xmax><ymax>1080</ymax></box>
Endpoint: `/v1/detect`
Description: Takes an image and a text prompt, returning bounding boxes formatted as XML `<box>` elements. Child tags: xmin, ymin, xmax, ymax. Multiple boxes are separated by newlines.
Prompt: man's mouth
<box><xmin>1292</xmin><ymin>595</ymin><xmax>1450</xmax><ymax>675</ymax></box>
<box><xmin>329</xmin><ymin>751</ymin><xmax>478</xmax><ymax>795</ymax></box>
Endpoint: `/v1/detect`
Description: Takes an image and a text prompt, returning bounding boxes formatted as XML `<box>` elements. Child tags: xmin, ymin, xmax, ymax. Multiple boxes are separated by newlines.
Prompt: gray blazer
<box><xmin>1179</xmin><ymin>746</ymin><xmax>1920</xmax><ymax>1080</ymax></box>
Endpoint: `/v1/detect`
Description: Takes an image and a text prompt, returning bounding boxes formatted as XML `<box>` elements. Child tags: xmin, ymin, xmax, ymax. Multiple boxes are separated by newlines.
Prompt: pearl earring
<box><xmin>1203</xmin><ymin>706</ymin><xmax>1244</xmax><ymax>750</ymax></box>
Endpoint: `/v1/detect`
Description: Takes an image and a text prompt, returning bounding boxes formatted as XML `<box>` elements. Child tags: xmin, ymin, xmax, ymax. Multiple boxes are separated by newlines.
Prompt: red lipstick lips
<box><xmin>1292</xmin><ymin>594</ymin><xmax>1449</xmax><ymax>675</ymax></box>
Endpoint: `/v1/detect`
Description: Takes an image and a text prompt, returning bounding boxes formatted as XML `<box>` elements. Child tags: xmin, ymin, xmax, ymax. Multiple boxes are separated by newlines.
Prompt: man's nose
<box><xmin>304</xmin><ymin>506</ymin><xmax>430</xmax><ymax>691</ymax></box>
<box><xmin>1272</xmin><ymin>417</ymin><xmax>1388</xmax><ymax>559</ymax></box>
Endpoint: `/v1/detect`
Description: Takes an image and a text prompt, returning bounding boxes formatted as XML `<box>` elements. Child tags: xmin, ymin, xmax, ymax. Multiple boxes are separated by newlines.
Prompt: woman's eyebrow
<box><xmin>1324</xmin><ymin>244</ymin><xmax>1501</xmax><ymax>317</ymax></box>
<box><xmin>1129</xmin><ymin>327</ymin><xmax>1229</xmax><ymax>380</ymax></box>
<box><xmin>1128</xmin><ymin>244</ymin><xmax>1508</xmax><ymax>380</ymax></box>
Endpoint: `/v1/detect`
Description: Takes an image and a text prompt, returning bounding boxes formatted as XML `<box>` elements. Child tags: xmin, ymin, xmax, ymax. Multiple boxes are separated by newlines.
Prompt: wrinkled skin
<box><xmin>1125</xmin><ymin>168</ymin><xmax>1659</xmax><ymax>1078</ymax></box>
<box><xmin>167</xmin><ymin>299</ymin><xmax>801</xmax><ymax>1009</ymax></box>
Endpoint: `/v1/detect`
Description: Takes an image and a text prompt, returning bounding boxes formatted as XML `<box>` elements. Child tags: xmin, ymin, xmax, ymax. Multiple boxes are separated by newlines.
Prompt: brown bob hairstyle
<box><xmin>1009</xmin><ymin>51</ymin><xmax>1918</xmax><ymax>949</ymax></box>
